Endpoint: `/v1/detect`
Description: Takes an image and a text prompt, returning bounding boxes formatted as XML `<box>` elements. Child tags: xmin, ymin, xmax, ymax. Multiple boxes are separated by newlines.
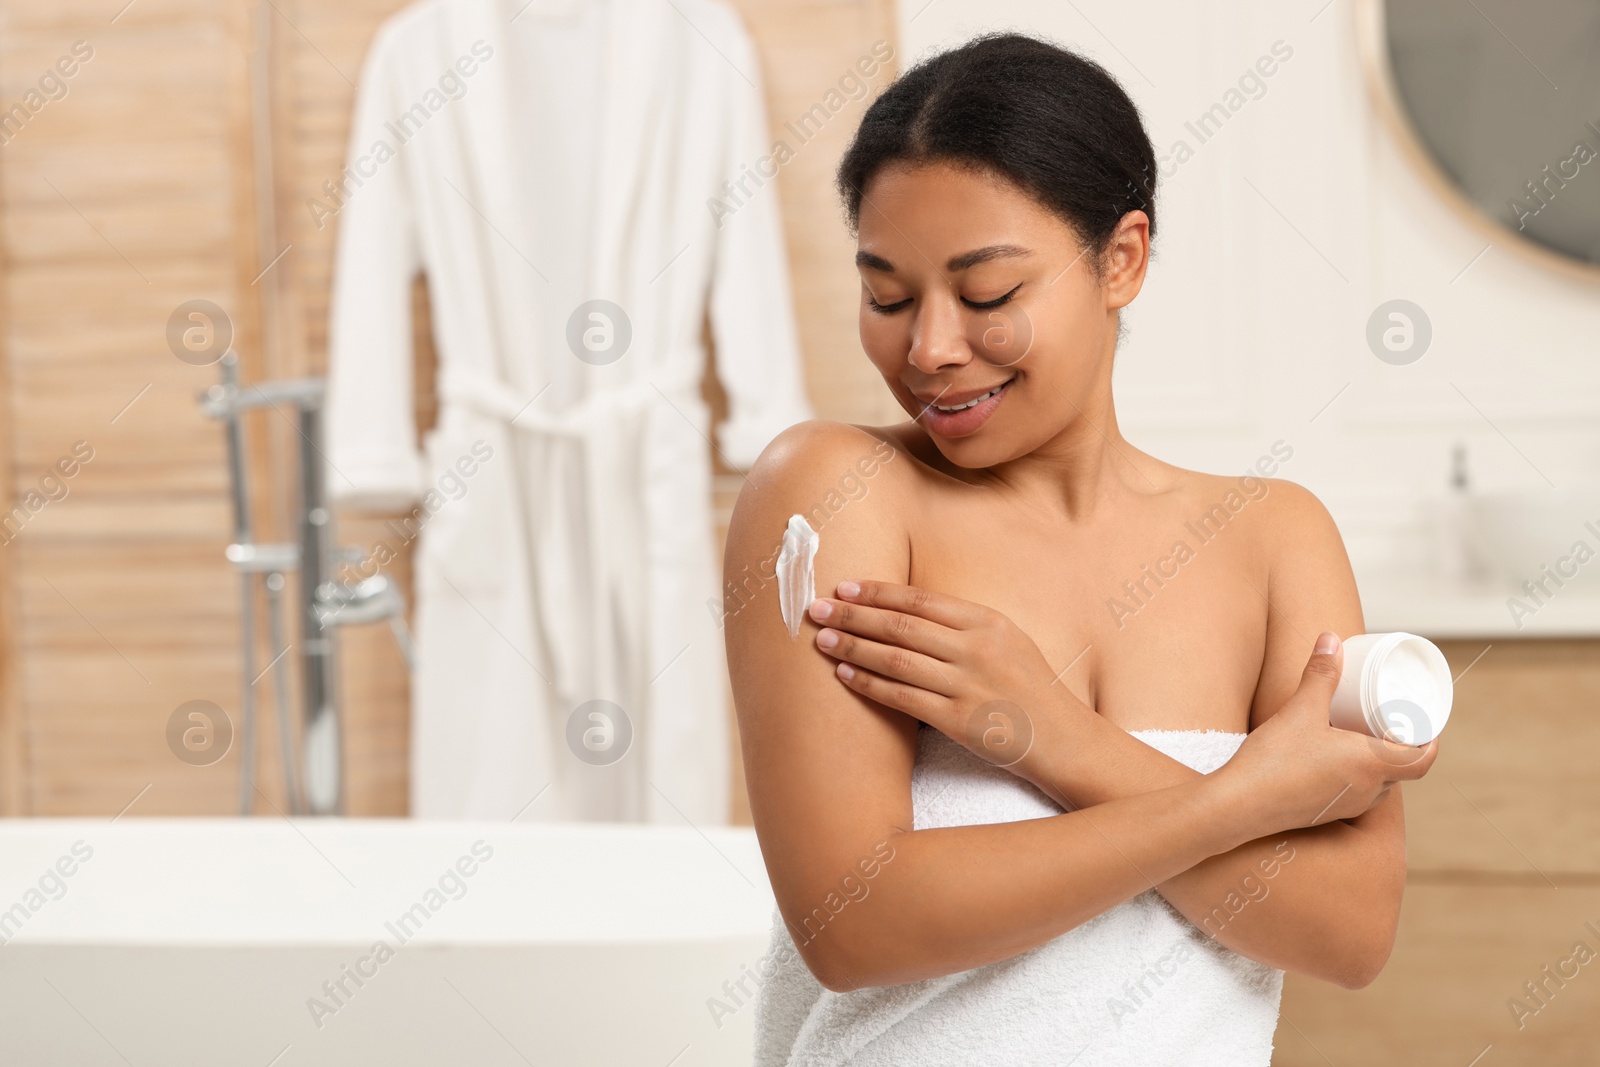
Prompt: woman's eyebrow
<box><xmin>854</xmin><ymin>244</ymin><xmax>1034</xmax><ymax>274</ymax></box>
<box><xmin>855</xmin><ymin>249</ymin><xmax>895</xmax><ymax>272</ymax></box>
<box><xmin>945</xmin><ymin>244</ymin><xmax>1032</xmax><ymax>271</ymax></box>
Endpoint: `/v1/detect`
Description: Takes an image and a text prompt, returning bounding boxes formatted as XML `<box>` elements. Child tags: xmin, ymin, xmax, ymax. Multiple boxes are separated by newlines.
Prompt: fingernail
<box><xmin>1315</xmin><ymin>632</ymin><xmax>1340</xmax><ymax>655</ymax></box>
<box><xmin>838</xmin><ymin>580</ymin><xmax>860</xmax><ymax>598</ymax></box>
<box><xmin>816</xmin><ymin>628</ymin><xmax>838</xmax><ymax>649</ymax></box>
<box><xmin>809</xmin><ymin>599</ymin><xmax>832</xmax><ymax>621</ymax></box>
<box><xmin>837</xmin><ymin>663</ymin><xmax>855</xmax><ymax>680</ymax></box>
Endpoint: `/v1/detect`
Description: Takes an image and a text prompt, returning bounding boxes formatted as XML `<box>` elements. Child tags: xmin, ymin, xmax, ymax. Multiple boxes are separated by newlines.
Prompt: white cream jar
<box><xmin>1329</xmin><ymin>632</ymin><xmax>1453</xmax><ymax>746</ymax></box>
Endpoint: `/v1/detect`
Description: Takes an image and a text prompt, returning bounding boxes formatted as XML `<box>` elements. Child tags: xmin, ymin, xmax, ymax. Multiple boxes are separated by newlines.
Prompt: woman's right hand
<box><xmin>1216</xmin><ymin>632</ymin><xmax>1440</xmax><ymax>837</ymax></box>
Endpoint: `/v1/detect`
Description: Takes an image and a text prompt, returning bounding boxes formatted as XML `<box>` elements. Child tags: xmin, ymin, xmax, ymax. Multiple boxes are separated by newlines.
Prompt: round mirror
<box><xmin>1360</xmin><ymin>0</ymin><xmax>1600</xmax><ymax>274</ymax></box>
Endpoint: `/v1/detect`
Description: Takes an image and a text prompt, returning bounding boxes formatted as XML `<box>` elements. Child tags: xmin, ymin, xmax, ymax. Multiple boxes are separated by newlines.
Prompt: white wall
<box><xmin>895</xmin><ymin>0</ymin><xmax>1600</xmax><ymax>584</ymax></box>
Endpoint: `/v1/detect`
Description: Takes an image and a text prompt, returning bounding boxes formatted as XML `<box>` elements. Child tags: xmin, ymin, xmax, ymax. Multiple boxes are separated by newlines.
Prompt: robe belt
<box><xmin>435</xmin><ymin>362</ymin><xmax>704</xmax><ymax>720</ymax></box>
<box><xmin>437</xmin><ymin>362</ymin><xmax>702</xmax><ymax>435</ymax></box>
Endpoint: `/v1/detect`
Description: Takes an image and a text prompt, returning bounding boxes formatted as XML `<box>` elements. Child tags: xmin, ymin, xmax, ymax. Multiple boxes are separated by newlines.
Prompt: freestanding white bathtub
<box><xmin>0</xmin><ymin>819</ymin><xmax>777</xmax><ymax>1066</ymax></box>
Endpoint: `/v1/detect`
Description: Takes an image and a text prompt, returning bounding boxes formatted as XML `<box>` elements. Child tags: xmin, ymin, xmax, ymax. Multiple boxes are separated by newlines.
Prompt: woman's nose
<box><xmin>906</xmin><ymin>296</ymin><xmax>971</xmax><ymax>374</ymax></box>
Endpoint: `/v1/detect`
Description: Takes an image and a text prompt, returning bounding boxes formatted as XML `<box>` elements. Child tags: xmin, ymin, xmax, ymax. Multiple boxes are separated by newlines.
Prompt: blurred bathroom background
<box><xmin>0</xmin><ymin>0</ymin><xmax>1596</xmax><ymax>1063</ymax></box>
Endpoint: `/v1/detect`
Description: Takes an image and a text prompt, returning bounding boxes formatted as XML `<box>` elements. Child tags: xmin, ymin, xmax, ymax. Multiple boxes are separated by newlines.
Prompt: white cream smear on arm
<box><xmin>777</xmin><ymin>514</ymin><xmax>819</xmax><ymax>640</ymax></box>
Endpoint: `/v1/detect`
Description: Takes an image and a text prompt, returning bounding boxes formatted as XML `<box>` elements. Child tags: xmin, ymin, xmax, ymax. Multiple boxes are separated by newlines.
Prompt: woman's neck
<box><xmin>991</xmin><ymin>398</ymin><xmax>1162</xmax><ymax>523</ymax></box>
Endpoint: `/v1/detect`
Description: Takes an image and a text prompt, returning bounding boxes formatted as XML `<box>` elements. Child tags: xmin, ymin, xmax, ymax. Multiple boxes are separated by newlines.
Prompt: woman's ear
<box><xmin>1101</xmin><ymin>210</ymin><xmax>1151</xmax><ymax>312</ymax></box>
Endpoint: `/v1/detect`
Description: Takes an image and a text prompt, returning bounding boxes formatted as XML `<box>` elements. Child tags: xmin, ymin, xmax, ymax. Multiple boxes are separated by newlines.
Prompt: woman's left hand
<box><xmin>808</xmin><ymin>579</ymin><xmax>1075</xmax><ymax>768</ymax></box>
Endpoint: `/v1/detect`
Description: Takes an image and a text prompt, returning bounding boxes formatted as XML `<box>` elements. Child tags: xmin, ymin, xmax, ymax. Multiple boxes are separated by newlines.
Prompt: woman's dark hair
<box><xmin>837</xmin><ymin>33</ymin><xmax>1157</xmax><ymax>275</ymax></box>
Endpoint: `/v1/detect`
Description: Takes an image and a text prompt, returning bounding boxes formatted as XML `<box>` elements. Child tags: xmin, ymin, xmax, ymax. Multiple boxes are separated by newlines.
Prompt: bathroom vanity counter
<box><xmin>1357</xmin><ymin>568</ymin><xmax>1600</xmax><ymax>638</ymax></box>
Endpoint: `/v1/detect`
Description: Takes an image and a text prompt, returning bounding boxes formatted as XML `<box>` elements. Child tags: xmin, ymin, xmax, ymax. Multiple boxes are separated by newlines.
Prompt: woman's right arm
<box><xmin>725</xmin><ymin>422</ymin><xmax>1281</xmax><ymax>991</ymax></box>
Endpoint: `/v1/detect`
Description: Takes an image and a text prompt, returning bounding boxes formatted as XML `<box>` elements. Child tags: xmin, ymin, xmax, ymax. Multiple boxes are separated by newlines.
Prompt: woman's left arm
<box><xmin>812</xmin><ymin>483</ymin><xmax>1415</xmax><ymax>989</ymax></box>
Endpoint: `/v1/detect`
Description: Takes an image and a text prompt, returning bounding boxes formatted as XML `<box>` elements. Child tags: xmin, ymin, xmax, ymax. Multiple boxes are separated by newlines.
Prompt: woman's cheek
<box><xmin>968</xmin><ymin>306</ymin><xmax>1035</xmax><ymax>368</ymax></box>
<box><xmin>859</xmin><ymin>313</ymin><xmax>908</xmax><ymax>372</ymax></box>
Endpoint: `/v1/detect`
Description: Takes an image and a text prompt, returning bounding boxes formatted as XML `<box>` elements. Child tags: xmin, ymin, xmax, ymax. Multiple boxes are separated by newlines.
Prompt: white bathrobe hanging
<box><xmin>324</xmin><ymin>0</ymin><xmax>811</xmax><ymax>822</ymax></box>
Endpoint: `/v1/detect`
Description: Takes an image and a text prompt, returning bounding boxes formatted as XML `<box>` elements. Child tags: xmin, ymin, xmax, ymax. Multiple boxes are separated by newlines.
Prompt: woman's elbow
<box><xmin>1335</xmin><ymin>932</ymin><xmax>1397</xmax><ymax>990</ymax></box>
<box><xmin>787</xmin><ymin>907</ymin><xmax>911</xmax><ymax>993</ymax></box>
<box><xmin>808</xmin><ymin>954</ymin><xmax>869</xmax><ymax>994</ymax></box>
<box><xmin>796</xmin><ymin>933</ymin><xmax>880</xmax><ymax>993</ymax></box>
<box><xmin>1331</xmin><ymin>861</ymin><xmax>1404</xmax><ymax>989</ymax></box>
<box><xmin>773</xmin><ymin>895</ymin><xmax>869</xmax><ymax>992</ymax></box>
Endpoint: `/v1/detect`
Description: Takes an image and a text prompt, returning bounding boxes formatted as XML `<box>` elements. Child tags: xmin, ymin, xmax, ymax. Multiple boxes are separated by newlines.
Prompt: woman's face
<box><xmin>854</xmin><ymin>161</ymin><xmax>1149</xmax><ymax>469</ymax></box>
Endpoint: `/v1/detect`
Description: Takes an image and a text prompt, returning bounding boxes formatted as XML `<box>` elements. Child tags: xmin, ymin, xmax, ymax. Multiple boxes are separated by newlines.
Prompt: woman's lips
<box><xmin>917</xmin><ymin>377</ymin><xmax>1014</xmax><ymax>438</ymax></box>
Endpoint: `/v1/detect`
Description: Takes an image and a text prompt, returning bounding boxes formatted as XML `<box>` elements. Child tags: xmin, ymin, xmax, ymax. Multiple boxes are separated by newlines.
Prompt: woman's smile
<box><xmin>915</xmin><ymin>374</ymin><xmax>1016</xmax><ymax>437</ymax></box>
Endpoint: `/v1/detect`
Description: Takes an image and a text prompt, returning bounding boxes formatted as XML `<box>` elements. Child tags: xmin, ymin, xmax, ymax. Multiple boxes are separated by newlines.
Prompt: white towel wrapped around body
<box><xmin>753</xmin><ymin>725</ymin><xmax>1284</xmax><ymax>1066</ymax></box>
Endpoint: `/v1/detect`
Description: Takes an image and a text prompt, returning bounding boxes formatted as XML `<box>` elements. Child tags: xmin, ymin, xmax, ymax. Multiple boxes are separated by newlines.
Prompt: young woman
<box><xmin>722</xmin><ymin>33</ymin><xmax>1439</xmax><ymax>1066</ymax></box>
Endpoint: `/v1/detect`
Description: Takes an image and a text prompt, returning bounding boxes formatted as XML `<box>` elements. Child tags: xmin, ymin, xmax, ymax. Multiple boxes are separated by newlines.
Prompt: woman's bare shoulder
<box><xmin>1163</xmin><ymin>460</ymin><xmax>1341</xmax><ymax>553</ymax></box>
<box><xmin>746</xmin><ymin>419</ymin><xmax>914</xmax><ymax>475</ymax></box>
<box><xmin>723</xmin><ymin>420</ymin><xmax>918</xmax><ymax>633</ymax></box>
<box><xmin>1149</xmin><ymin>462</ymin><xmax>1355</xmax><ymax>627</ymax></box>
<box><xmin>731</xmin><ymin>420</ymin><xmax>918</xmax><ymax>531</ymax></box>
<box><xmin>1244</xmin><ymin>476</ymin><xmax>1344</xmax><ymax>551</ymax></box>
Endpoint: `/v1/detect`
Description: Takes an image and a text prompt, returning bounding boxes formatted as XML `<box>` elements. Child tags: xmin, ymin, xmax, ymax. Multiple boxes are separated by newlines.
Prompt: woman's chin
<box><xmin>926</xmin><ymin>429</ymin><xmax>1025</xmax><ymax>470</ymax></box>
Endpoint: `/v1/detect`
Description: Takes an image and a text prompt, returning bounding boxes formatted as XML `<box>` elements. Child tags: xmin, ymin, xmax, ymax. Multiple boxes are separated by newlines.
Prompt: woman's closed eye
<box><xmin>865</xmin><ymin>282</ymin><xmax>1023</xmax><ymax>315</ymax></box>
<box><xmin>962</xmin><ymin>282</ymin><xmax>1021</xmax><ymax>310</ymax></box>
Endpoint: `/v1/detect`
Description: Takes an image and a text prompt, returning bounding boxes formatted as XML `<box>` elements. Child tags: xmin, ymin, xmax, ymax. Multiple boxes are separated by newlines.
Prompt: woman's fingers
<box><xmin>833</xmin><ymin>659</ymin><xmax>952</xmax><ymax>724</ymax></box>
<box><xmin>815</xmin><ymin>626</ymin><xmax>958</xmax><ymax>696</ymax></box>
<box><xmin>807</xmin><ymin>596</ymin><xmax>960</xmax><ymax>659</ymax></box>
<box><xmin>834</xmin><ymin>579</ymin><xmax>988</xmax><ymax>629</ymax></box>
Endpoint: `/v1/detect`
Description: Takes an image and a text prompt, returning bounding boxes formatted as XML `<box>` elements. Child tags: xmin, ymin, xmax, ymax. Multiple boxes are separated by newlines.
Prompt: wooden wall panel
<box><xmin>0</xmin><ymin>0</ymin><xmax>262</xmax><ymax>816</ymax></box>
